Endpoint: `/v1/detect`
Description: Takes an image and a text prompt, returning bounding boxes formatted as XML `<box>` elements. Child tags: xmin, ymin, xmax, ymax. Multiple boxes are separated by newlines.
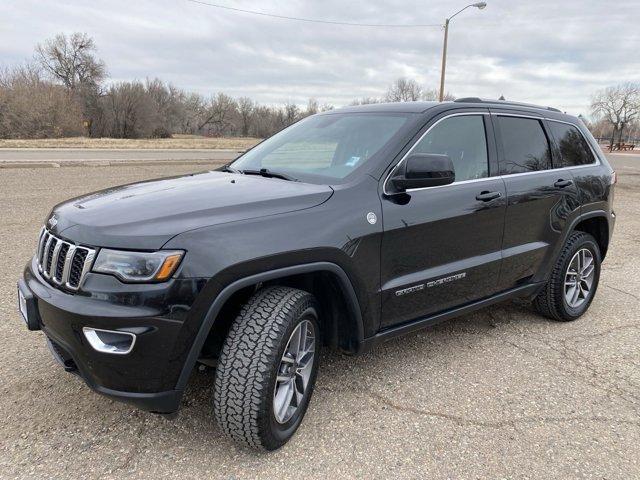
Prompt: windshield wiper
<box><xmin>241</xmin><ymin>168</ymin><xmax>298</xmax><ymax>182</ymax></box>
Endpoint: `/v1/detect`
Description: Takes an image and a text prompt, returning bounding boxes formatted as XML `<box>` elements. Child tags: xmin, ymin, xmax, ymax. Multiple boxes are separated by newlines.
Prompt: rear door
<box><xmin>491</xmin><ymin>111</ymin><xmax>581</xmax><ymax>290</ymax></box>
<box><xmin>379</xmin><ymin>110</ymin><xmax>506</xmax><ymax>328</ymax></box>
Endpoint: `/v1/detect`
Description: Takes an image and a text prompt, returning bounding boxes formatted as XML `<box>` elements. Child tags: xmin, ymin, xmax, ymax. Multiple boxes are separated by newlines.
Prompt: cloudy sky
<box><xmin>2</xmin><ymin>0</ymin><xmax>638</xmax><ymax>116</ymax></box>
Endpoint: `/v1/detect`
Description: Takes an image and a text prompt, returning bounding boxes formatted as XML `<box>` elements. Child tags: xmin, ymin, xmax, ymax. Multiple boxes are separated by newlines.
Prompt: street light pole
<box><xmin>438</xmin><ymin>2</ymin><xmax>487</xmax><ymax>102</ymax></box>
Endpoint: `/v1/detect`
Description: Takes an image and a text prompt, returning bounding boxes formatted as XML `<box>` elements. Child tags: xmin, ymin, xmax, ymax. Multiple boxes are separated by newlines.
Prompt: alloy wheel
<box><xmin>564</xmin><ymin>248</ymin><xmax>595</xmax><ymax>308</ymax></box>
<box><xmin>273</xmin><ymin>319</ymin><xmax>316</xmax><ymax>424</ymax></box>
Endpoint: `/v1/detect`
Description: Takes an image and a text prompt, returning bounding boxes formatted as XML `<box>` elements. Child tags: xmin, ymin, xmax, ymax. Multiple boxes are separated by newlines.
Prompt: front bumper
<box><xmin>19</xmin><ymin>258</ymin><xmax>205</xmax><ymax>413</ymax></box>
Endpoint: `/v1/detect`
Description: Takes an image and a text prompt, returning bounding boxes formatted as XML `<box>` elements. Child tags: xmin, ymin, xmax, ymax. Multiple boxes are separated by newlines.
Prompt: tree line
<box><xmin>1</xmin><ymin>32</ymin><xmax>637</xmax><ymax>143</ymax></box>
<box><xmin>0</xmin><ymin>33</ymin><xmax>453</xmax><ymax>140</ymax></box>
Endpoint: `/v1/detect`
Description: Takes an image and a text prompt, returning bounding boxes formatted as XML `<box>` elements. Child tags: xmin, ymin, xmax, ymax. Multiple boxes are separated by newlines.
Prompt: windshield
<box><xmin>230</xmin><ymin>113</ymin><xmax>410</xmax><ymax>182</ymax></box>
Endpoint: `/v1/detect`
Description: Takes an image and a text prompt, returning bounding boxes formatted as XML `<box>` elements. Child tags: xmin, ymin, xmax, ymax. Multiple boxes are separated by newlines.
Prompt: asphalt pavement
<box><xmin>0</xmin><ymin>148</ymin><xmax>241</xmax><ymax>167</ymax></box>
<box><xmin>0</xmin><ymin>158</ymin><xmax>638</xmax><ymax>479</ymax></box>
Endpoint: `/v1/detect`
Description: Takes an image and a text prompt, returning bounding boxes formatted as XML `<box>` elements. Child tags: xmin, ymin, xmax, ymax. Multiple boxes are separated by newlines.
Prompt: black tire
<box><xmin>533</xmin><ymin>231</ymin><xmax>601</xmax><ymax>321</ymax></box>
<box><xmin>213</xmin><ymin>286</ymin><xmax>320</xmax><ymax>450</ymax></box>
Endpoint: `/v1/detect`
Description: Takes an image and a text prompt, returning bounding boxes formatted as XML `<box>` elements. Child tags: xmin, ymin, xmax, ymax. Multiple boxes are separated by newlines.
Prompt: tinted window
<box><xmin>412</xmin><ymin>115</ymin><xmax>488</xmax><ymax>182</ymax></box>
<box><xmin>548</xmin><ymin>121</ymin><xmax>595</xmax><ymax>167</ymax></box>
<box><xmin>497</xmin><ymin>116</ymin><xmax>551</xmax><ymax>174</ymax></box>
<box><xmin>232</xmin><ymin>113</ymin><xmax>409</xmax><ymax>182</ymax></box>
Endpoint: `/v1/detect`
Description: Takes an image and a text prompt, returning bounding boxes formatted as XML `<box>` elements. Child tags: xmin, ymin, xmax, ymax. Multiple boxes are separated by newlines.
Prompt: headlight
<box><xmin>92</xmin><ymin>249</ymin><xmax>184</xmax><ymax>283</ymax></box>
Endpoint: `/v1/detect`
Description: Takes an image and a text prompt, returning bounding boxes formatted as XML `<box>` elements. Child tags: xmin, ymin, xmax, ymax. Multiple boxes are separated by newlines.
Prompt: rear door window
<box><xmin>497</xmin><ymin>116</ymin><xmax>551</xmax><ymax>175</ymax></box>
<box><xmin>548</xmin><ymin>121</ymin><xmax>596</xmax><ymax>167</ymax></box>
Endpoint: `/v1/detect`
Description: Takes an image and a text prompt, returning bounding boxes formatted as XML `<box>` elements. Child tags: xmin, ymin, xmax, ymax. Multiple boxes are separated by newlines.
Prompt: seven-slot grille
<box><xmin>36</xmin><ymin>228</ymin><xmax>96</xmax><ymax>291</ymax></box>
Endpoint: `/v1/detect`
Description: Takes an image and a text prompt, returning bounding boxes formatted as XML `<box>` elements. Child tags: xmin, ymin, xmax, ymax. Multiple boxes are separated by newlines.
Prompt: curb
<box><xmin>0</xmin><ymin>159</ymin><xmax>229</xmax><ymax>169</ymax></box>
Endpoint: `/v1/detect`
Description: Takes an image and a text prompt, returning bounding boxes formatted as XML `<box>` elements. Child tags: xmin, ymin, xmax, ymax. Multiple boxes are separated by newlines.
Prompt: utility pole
<box><xmin>438</xmin><ymin>2</ymin><xmax>487</xmax><ymax>102</ymax></box>
<box><xmin>439</xmin><ymin>19</ymin><xmax>450</xmax><ymax>102</ymax></box>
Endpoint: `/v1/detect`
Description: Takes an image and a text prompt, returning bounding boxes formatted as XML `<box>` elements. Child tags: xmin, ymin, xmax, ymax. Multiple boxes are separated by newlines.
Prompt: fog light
<box><xmin>83</xmin><ymin>327</ymin><xmax>136</xmax><ymax>355</ymax></box>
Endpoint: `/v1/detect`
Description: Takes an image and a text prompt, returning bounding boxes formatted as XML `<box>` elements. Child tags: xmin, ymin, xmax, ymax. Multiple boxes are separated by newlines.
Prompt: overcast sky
<box><xmin>2</xmin><ymin>0</ymin><xmax>638</xmax><ymax>116</ymax></box>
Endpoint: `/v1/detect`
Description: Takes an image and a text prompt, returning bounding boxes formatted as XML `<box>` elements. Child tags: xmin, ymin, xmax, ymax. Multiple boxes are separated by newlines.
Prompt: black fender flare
<box><xmin>174</xmin><ymin>261</ymin><xmax>364</xmax><ymax>391</ymax></box>
<box><xmin>566</xmin><ymin>209</ymin><xmax>611</xmax><ymax>243</ymax></box>
<box><xmin>544</xmin><ymin>209</ymin><xmax>611</xmax><ymax>280</ymax></box>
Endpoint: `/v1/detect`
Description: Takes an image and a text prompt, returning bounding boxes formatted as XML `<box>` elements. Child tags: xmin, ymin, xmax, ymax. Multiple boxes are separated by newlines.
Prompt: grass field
<box><xmin>0</xmin><ymin>135</ymin><xmax>262</xmax><ymax>150</ymax></box>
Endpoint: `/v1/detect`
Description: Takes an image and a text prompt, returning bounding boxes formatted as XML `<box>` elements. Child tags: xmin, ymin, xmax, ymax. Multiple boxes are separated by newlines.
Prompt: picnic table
<box><xmin>609</xmin><ymin>143</ymin><xmax>636</xmax><ymax>151</ymax></box>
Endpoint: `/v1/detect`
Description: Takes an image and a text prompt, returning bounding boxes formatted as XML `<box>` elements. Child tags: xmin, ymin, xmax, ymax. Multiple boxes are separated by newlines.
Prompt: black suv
<box><xmin>18</xmin><ymin>98</ymin><xmax>615</xmax><ymax>450</ymax></box>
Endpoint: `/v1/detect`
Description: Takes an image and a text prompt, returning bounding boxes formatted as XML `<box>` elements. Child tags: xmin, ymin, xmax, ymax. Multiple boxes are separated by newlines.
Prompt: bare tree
<box><xmin>305</xmin><ymin>98</ymin><xmax>319</xmax><ymax>116</ymax></box>
<box><xmin>237</xmin><ymin>96</ymin><xmax>255</xmax><ymax>136</ymax></box>
<box><xmin>103</xmin><ymin>81</ymin><xmax>155</xmax><ymax>138</ymax></box>
<box><xmin>283</xmin><ymin>102</ymin><xmax>300</xmax><ymax>126</ymax></box>
<box><xmin>591</xmin><ymin>82</ymin><xmax>640</xmax><ymax>148</ymax></box>
<box><xmin>0</xmin><ymin>64</ymin><xmax>83</xmax><ymax>138</ymax></box>
<box><xmin>385</xmin><ymin>77</ymin><xmax>422</xmax><ymax>102</ymax></box>
<box><xmin>422</xmin><ymin>88</ymin><xmax>455</xmax><ymax>101</ymax></box>
<box><xmin>36</xmin><ymin>33</ymin><xmax>106</xmax><ymax>90</ymax></box>
<box><xmin>198</xmin><ymin>93</ymin><xmax>237</xmax><ymax>135</ymax></box>
<box><xmin>35</xmin><ymin>33</ymin><xmax>107</xmax><ymax>135</ymax></box>
<box><xmin>350</xmin><ymin>97</ymin><xmax>381</xmax><ymax>106</ymax></box>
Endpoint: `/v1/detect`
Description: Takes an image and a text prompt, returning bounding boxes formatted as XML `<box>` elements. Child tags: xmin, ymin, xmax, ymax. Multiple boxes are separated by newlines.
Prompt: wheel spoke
<box><xmin>297</xmin><ymin>360</ymin><xmax>313</xmax><ymax>390</ymax></box>
<box><xmin>296</xmin><ymin>321</ymin><xmax>307</xmax><ymax>358</ymax></box>
<box><xmin>274</xmin><ymin>379</ymin><xmax>295</xmax><ymax>422</ymax></box>
<box><xmin>273</xmin><ymin>319</ymin><xmax>316</xmax><ymax>424</ymax></box>
<box><xmin>287</xmin><ymin>328</ymin><xmax>301</xmax><ymax>358</ymax></box>
<box><xmin>570</xmin><ymin>282</ymin><xmax>581</xmax><ymax>305</ymax></box>
<box><xmin>581</xmin><ymin>264</ymin><xmax>594</xmax><ymax>279</ymax></box>
<box><xmin>293</xmin><ymin>376</ymin><xmax>305</xmax><ymax>405</ymax></box>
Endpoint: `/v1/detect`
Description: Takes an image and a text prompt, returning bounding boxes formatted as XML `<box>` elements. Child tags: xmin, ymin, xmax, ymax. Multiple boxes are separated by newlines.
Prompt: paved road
<box><xmin>606</xmin><ymin>152</ymin><xmax>640</xmax><ymax>170</ymax></box>
<box><xmin>0</xmin><ymin>164</ymin><xmax>638</xmax><ymax>479</ymax></box>
<box><xmin>0</xmin><ymin>148</ymin><xmax>242</xmax><ymax>166</ymax></box>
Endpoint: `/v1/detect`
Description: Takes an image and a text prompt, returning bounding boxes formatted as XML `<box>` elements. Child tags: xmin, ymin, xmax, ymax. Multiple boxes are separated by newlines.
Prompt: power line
<box><xmin>186</xmin><ymin>0</ymin><xmax>443</xmax><ymax>28</ymax></box>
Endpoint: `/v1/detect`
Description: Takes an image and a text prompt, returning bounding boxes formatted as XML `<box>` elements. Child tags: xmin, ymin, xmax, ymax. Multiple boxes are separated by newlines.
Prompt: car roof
<box><xmin>328</xmin><ymin>98</ymin><xmax>568</xmax><ymax>117</ymax></box>
<box><xmin>329</xmin><ymin>101</ymin><xmax>439</xmax><ymax>114</ymax></box>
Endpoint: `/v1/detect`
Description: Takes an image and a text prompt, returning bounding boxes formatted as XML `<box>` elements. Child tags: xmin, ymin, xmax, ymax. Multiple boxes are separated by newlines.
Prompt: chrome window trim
<box><xmin>383</xmin><ymin>111</ymin><xmax>604</xmax><ymax>196</ymax></box>
<box><xmin>383</xmin><ymin>112</ymin><xmax>489</xmax><ymax>196</ymax></box>
<box><xmin>490</xmin><ymin>112</ymin><xmax>601</xmax><ymax>167</ymax></box>
<box><xmin>544</xmin><ymin>117</ymin><xmax>601</xmax><ymax>168</ymax></box>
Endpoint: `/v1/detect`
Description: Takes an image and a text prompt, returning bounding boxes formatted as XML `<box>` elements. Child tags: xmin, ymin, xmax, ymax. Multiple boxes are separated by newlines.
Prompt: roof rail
<box><xmin>454</xmin><ymin>97</ymin><xmax>561</xmax><ymax>113</ymax></box>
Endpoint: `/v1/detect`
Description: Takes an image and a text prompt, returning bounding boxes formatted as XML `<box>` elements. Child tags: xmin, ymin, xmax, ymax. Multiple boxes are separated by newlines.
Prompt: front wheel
<box><xmin>213</xmin><ymin>286</ymin><xmax>320</xmax><ymax>450</ymax></box>
<box><xmin>533</xmin><ymin>231</ymin><xmax>601</xmax><ymax>321</ymax></box>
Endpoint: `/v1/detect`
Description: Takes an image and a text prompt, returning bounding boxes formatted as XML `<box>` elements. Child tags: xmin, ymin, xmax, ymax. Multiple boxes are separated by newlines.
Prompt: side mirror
<box><xmin>390</xmin><ymin>153</ymin><xmax>455</xmax><ymax>192</ymax></box>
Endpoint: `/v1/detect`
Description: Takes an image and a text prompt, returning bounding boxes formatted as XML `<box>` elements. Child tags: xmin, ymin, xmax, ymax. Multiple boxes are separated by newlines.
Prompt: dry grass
<box><xmin>0</xmin><ymin>135</ymin><xmax>262</xmax><ymax>150</ymax></box>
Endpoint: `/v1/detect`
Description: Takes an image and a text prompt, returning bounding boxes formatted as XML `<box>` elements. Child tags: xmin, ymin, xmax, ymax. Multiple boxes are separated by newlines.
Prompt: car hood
<box><xmin>48</xmin><ymin>171</ymin><xmax>333</xmax><ymax>249</ymax></box>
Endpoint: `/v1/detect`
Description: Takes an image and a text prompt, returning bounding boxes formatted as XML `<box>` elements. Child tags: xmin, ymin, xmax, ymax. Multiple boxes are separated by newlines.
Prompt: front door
<box><xmin>380</xmin><ymin>111</ymin><xmax>506</xmax><ymax>328</ymax></box>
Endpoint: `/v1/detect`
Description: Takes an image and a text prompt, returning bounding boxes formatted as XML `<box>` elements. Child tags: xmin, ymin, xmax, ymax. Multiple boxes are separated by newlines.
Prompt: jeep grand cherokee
<box><xmin>18</xmin><ymin>98</ymin><xmax>615</xmax><ymax>450</ymax></box>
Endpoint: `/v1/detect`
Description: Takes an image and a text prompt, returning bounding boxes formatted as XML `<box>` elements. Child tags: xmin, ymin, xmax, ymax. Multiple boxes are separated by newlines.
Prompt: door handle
<box><xmin>475</xmin><ymin>191</ymin><xmax>502</xmax><ymax>201</ymax></box>
<box><xmin>554</xmin><ymin>179</ymin><xmax>573</xmax><ymax>188</ymax></box>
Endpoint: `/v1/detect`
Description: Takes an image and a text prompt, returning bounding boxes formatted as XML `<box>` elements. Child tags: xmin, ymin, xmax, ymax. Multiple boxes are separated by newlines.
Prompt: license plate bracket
<box><xmin>17</xmin><ymin>282</ymin><xmax>40</xmax><ymax>331</ymax></box>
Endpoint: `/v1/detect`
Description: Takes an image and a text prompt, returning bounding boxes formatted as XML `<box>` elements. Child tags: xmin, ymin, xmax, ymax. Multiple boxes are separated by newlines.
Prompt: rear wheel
<box><xmin>533</xmin><ymin>231</ymin><xmax>601</xmax><ymax>321</ymax></box>
<box><xmin>213</xmin><ymin>286</ymin><xmax>319</xmax><ymax>450</ymax></box>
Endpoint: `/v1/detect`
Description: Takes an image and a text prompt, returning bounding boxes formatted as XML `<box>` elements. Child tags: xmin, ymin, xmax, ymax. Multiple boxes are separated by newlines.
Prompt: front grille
<box><xmin>36</xmin><ymin>228</ymin><xmax>96</xmax><ymax>291</ymax></box>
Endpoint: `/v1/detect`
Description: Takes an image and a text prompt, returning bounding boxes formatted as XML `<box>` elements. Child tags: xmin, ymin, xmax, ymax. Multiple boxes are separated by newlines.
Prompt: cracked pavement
<box><xmin>1</xmin><ymin>159</ymin><xmax>638</xmax><ymax>479</ymax></box>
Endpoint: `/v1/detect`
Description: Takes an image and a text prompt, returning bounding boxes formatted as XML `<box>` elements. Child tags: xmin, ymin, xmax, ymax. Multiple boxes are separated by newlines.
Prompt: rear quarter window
<box><xmin>497</xmin><ymin>116</ymin><xmax>551</xmax><ymax>175</ymax></box>
<box><xmin>548</xmin><ymin>121</ymin><xmax>596</xmax><ymax>167</ymax></box>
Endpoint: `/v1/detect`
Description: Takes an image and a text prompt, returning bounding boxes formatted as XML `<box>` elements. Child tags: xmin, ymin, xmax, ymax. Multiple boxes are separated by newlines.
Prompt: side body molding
<box><xmin>175</xmin><ymin>262</ymin><xmax>364</xmax><ymax>391</ymax></box>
